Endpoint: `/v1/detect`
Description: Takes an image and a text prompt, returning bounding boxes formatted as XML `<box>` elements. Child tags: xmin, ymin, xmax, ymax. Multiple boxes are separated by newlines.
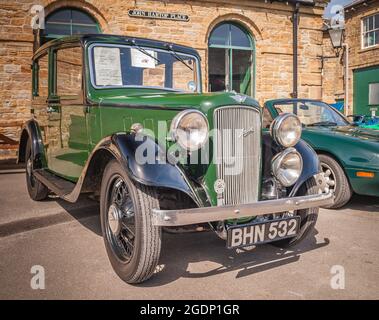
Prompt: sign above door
<box><xmin>128</xmin><ymin>9</ymin><xmax>189</xmax><ymax>22</ymax></box>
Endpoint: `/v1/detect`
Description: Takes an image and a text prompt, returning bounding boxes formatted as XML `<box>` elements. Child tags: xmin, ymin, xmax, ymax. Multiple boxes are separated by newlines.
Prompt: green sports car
<box><xmin>264</xmin><ymin>99</ymin><xmax>379</xmax><ymax>208</ymax></box>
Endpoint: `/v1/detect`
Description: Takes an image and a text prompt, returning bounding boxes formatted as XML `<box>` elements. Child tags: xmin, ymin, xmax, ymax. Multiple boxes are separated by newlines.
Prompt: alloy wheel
<box><xmin>321</xmin><ymin>162</ymin><xmax>336</xmax><ymax>193</ymax></box>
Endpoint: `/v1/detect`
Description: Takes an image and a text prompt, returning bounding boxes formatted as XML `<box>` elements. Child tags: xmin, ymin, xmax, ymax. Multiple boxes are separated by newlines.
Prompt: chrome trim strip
<box><xmin>152</xmin><ymin>191</ymin><xmax>334</xmax><ymax>226</ymax></box>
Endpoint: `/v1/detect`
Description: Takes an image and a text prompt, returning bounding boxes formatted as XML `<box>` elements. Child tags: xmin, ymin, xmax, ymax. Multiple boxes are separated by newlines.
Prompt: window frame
<box><xmin>361</xmin><ymin>13</ymin><xmax>379</xmax><ymax>49</ymax></box>
<box><xmin>32</xmin><ymin>50</ymin><xmax>52</xmax><ymax>98</ymax></box>
<box><xmin>52</xmin><ymin>44</ymin><xmax>84</xmax><ymax>101</ymax></box>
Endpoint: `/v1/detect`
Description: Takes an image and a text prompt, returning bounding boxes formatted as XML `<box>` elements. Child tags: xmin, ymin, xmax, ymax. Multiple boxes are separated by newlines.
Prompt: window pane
<box><xmin>369</xmin><ymin>83</ymin><xmax>379</xmax><ymax>105</ymax></box>
<box><xmin>42</xmin><ymin>8</ymin><xmax>99</xmax><ymax>42</ymax></box>
<box><xmin>72</xmin><ymin>24</ymin><xmax>98</xmax><ymax>34</ymax></box>
<box><xmin>209</xmin><ymin>24</ymin><xmax>229</xmax><ymax>46</ymax></box>
<box><xmin>232</xmin><ymin>49</ymin><xmax>252</xmax><ymax>95</ymax></box>
<box><xmin>172</xmin><ymin>59</ymin><xmax>196</xmax><ymax>91</ymax></box>
<box><xmin>368</xmin><ymin>16</ymin><xmax>374</xmax><ymax>31</ymax></box>
<box><xmin>209</xmin><ymin>48</ymin><xmax>228</xmax><ymax>92</ymax></box>
<box><xmin>38</xmin><ymin>54</ymin><xmax>49</xmax><ymax>97</ymax></box>
<box><xmin>263</xmin><ymin>107</ymin><xmax>273</xmax><ymax>129</ymax></box>
<box><xmin>375</xmin><ymin>14</ymin><xmax>379</xmax><ymax>29</ymax></box>
<box><xmin>71</xmin><ymin>10</ymin><xmax>96</xmax><ymax>24</ymax></box>
<box><xmin>368</xmin><ymin>31</ymin><xmax>375</xmax><ymax>46</ymax></box>
<box><xmin>47</xmin><ymin>9</ymin><xmax>71</xmax><ymax>23</ymax></box>
<box><xmin>363</xmin><ymin>18</ymin><xmax>368</xmax><ymax>32</ymax></box>
<box><xmin>56</xmin><ymin>47</ymin><xmax>82</xmax><ymax>96</ymax></box>
<box><xmin>91</xmin><ymin>46</ymin><xmax>198</xmax><ymax>91</ymax></box>
<box><xmin>230</xmin><ymin>24</ymin><xmax>251</xmax><ymax>48</ymax></box>
<box><xmin>44</xmin><ymin>22</ymin><xmax>71</xmax><ymax>36</ymax></box>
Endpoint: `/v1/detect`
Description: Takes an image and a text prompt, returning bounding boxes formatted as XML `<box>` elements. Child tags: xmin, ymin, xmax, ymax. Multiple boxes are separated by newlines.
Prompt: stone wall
<box><xmin>0</xmin><ymin>0</ymin><xmax>329</xmax><ymax>160</ymax></box>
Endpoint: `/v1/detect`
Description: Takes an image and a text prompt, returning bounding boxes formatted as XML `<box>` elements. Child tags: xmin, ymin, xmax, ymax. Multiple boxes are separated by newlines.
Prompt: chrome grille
<box><xmin>214</xmin><ymin>106</ymin><xmax>261</xmax><ymax>205</ymax></box>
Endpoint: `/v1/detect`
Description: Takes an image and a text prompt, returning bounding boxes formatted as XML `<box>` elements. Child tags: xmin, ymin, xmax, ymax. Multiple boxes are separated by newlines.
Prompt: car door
<box><xmin>45</xmin><ymin>45</ymin><xmax>89</xmax><ymax>181</ymax></box>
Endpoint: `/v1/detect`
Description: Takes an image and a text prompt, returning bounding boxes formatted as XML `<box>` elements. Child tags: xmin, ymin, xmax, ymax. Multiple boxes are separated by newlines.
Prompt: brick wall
<box><xmin>0</xmin><ymin>0</ymin><xmax>329</xmax><ymax>160</ymax></box>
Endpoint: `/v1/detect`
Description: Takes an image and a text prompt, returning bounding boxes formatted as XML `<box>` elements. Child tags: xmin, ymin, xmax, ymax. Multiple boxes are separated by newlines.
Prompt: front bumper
<box><xmin>152</xmin><ymin>182</ymin><xmax>334</xmax><ymax>227</ymax></box>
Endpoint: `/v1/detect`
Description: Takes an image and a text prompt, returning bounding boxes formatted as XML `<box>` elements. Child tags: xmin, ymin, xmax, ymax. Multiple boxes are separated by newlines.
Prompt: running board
<box><xmin>33</xmin><ymin>169</ymin><xmax>80</xmax><ymax>203</ymax></box>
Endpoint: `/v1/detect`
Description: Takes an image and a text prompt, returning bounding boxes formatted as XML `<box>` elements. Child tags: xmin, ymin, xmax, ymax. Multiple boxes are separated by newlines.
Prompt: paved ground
<box><xmin>0</xmin><ymin>172</ymin><xmax>378</xmax><ymax>299</ymax></box>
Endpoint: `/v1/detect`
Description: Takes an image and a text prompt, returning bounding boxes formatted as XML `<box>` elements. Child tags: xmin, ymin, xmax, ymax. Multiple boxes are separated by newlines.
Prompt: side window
<box><xmin>274</xmin><ymin>103</ymin><xmax>295</xmax><ymax>115</ymax></box>
<box><xmin>56</xmin><ymin>46</ymin><xmax>82</xmax><ymax>97</ymax></box>
<box><xmin>263</xmin><ymin>107</ymin><xmax>273</xmax><ymax>129</ymax></box>
<box><xmin>35</xmin><ymin>54</ymin><xmax>49</xmax><ymax>97</ymax></box>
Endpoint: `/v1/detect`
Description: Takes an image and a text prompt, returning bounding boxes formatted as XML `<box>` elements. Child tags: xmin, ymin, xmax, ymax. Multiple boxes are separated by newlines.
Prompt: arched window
<box><xmin>40</xmin><ymin>8</ymin><xmax>101</xmax><ymax>44</ymax></box>
<box><xmin>208</xmin><ymin>22</ymin><xmax>255</xmax><ymax>96</ymax></box>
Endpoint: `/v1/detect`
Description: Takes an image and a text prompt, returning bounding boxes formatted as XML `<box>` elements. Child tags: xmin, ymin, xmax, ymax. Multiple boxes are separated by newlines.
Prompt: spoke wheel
<box><xmin>100</xmin><ymin>159</ymin><xmax>162</xmax><ymax>283</ymax></box>
<box><xmin>105</xmin><ymin>176</ymin><xmax>136</xmax><ymax>263</ymax></box>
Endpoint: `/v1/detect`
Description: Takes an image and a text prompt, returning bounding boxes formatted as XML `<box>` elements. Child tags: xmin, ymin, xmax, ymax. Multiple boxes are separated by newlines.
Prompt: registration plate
<box><xmin>227</xmin><ymin>217</ymin><xmax>300</xmax><ymax>249</ymax></box>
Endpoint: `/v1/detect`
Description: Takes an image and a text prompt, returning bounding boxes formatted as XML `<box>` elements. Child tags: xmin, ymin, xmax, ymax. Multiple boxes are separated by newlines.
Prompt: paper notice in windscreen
<box><xmin>94</xmin><ymin>47</ymin><xmax>122</xmax><ymax>86</ymax></box>
<box><xmin>131</xmin><ymin>48</ymin><xmax>157</xmax><ymax>69</ymax></box>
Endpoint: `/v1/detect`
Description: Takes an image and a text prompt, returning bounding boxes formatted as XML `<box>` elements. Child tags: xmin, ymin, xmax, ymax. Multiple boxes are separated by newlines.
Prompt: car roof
<box><xmin>33</xmin><ymin>34</ymin><xmax>201</xmax><ymax>60</ymax></box>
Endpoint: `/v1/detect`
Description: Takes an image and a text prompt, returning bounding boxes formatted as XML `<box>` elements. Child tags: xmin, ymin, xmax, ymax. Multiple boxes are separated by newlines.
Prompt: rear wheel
<box><xmin>319</xmin><ymin>154</ymin><xmax>352</xmax><ymax>209</ymax></box>
<box><xmin>272</xmin><ymin>178</ymin><xmax>319</xmax><ymax>248</ymax></box>
<box><xmin>25</xmin><ymin>139</ymin><xmax>48</xmax><ymax>201</ymax></box>
<box><xmin>100</xmin><ymin>160</ymin><xmax>161</xmax><ymax>284</ymax></box>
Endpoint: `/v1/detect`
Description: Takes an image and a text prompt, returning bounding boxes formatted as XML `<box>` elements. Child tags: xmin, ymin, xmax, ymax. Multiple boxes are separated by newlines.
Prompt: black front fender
<box><xmin>18</xmin><ymin>119</ymin><xmax>46</xmax><ymax>169</ymax></box>
<box><xmin>92</xmin><ymin>133</ymin><xmax>205</xmax><ymax>207</ymax></box>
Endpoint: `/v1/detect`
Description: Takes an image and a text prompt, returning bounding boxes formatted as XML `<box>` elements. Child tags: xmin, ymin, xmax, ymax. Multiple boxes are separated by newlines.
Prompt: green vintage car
<box><xmin>264</xmin><ymin>99</ymin><xmax>379</xmax><ymax>208</ymax></box>
<box><xmin>18</xmin><ymin>35</ymin><xmax>333</xmax><ymax>283</ymax></box>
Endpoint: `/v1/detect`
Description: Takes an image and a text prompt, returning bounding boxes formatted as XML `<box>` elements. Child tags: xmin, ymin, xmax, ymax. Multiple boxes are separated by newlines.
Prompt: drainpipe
<box><xmin>292</xmin><ymin>2</ymin><xmax>300</xmax><ymax>98</ymax></box>
<box><xmin>343</xmin><ymin>42</ymin><xmax>349</xmax><ymax>116</ymax></box>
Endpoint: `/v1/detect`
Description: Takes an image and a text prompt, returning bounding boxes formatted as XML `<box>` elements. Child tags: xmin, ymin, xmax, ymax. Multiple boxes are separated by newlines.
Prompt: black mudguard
<box><xmin>262</xmin><ymin>132</ymin><xmax>320</xmax><ymax>196</ymax></box>
<box><xmin>90</xmin><ymin>133</ymin><xmax>205</xmax><ymax>206</ymax></box>
<box><xmin>18</xmin><ymin>119</ymin><xmax>46</xmax><ymax>169</ymax></box>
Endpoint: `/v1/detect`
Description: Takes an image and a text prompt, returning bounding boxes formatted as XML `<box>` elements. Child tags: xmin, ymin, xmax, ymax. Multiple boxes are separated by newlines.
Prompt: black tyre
<box><xmin>100</xmin><ymin>159</ymin><xmax>161</xmax><ymax>284</ymax></box>
<box><xmin>319</xmin><ymin>154</ymin><xmax>352</xmax><ymax>209</ymax></box>
<box><xmin>25</xmin><ymin>139</ymin><xmax>49</xmax><ymax>201</ymax></box>
<box><xmin>272</xmin><ymin>178</ymin><xmax>319</xmax><ymax>248</ymax></box>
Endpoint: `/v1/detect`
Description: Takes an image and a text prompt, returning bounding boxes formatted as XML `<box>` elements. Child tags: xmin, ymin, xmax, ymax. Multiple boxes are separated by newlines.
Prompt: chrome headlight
<box><xmin>272</xmin><ymin>148</ymin><xmax>303</xmax><ymax>187</ymax></box>
<box><xmin>170</xmin><ymin>110</ymin><xmax>209</xmax><ymax>151</ymax></box>
<box><xmin>271</xmin><ymin>113</ymin><xmax>302</xmax><ymax>147</ymax></box>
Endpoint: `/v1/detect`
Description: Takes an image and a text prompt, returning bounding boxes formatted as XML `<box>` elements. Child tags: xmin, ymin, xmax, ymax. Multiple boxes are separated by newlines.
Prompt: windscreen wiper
<box><xmin>308</xmin><ymin>121</ymin><xmax>337</xmax><ymax>127</ymax></box>
<box><xmin>128</xmin><ymin>39</ymin><xmax>161</xmax><ymax>64</ymax></box>
<box><xmin>165</xmin><ymin>44</ymin><xmax>193</xmax><ymax>71</ymax></box>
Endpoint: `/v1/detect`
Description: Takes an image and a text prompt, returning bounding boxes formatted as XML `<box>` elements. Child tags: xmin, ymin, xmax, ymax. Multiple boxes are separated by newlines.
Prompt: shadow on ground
<box><xmin>335</xmin><ymin>194</ymin><xmax>379</xmax><ymax>213</ymax></box>
<box><xmin>137</xmin><ymin>228</ymin><xmax>329</xmax><ymax>287</ymax></box>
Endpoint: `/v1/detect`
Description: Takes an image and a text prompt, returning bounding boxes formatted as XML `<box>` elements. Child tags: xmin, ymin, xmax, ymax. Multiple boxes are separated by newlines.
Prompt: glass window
<box><xmin>263</xmin><ymin>107</ymin><xmax>273</xmax><ymax>129</ymax></box>
<box><xmin>230</xmin><ymin>24</ymin><xmax>251</xmax><ymax>47</ymax></box>
<box><xmin>208</xmin><ymin>24</ymin><xmax>229</xmax><ymax>46</ymax></box>
<box><xmin>36</xmin><ymin>54</ymin><xmax>49</xmax><ymax>97</ymax></box>
<box><xmin>208</xmin><ymin>23</ymin><xmax>254</xmax><ymax>96</ymax></box>
<box><xmin>41</xmin><ymin>8</ymin><xmax>100</xmax><ymax>44</ymax></box>
<box><xmin>90</xmin><ymin>45</ymin><xmax>199</xmax><ymax>92</ymax></box>
<box><xmin>369</xmin><ymin>83</ymin><xmax>379</xmax><ymax>105</ymax></box>
<box><xmin>274</xmin><ymin>101</ymin><xmax>349</xmax><ymax>126</ymax></box>
<box><xmin>56</xmin><ymin>47</ymin><xmax>82</xmax><ymax>97</ymax></box>
<box><xmin>362</xmin><ymin>14</ymin><xmax>379</xmax><ymax>48</ymax></box>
